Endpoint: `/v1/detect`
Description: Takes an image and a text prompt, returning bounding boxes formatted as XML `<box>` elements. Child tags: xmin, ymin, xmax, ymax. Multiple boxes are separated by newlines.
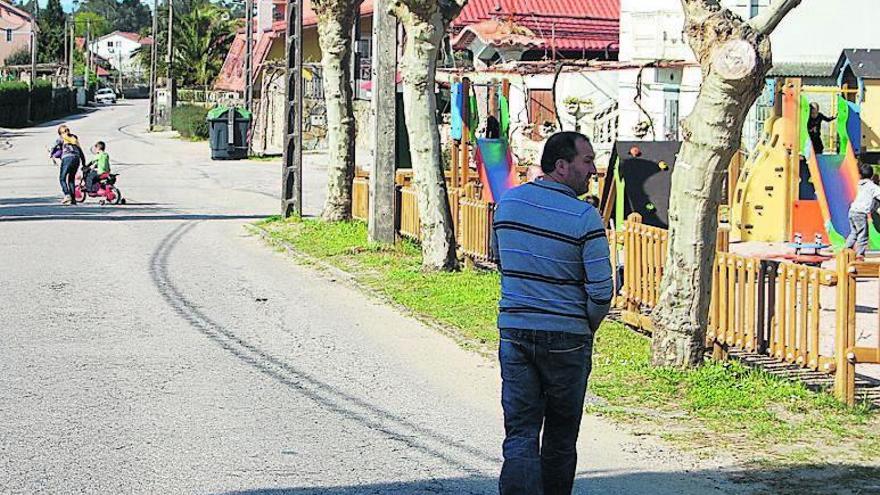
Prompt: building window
<box><xmin>5</xmin><ymin>29</ymin><xmax>11</xmax><ymax>42</ymax></box>
<box><xmin>750</xmin><ymin>0</ymin><xmax>761</xmax><ymax>18</ymax></box>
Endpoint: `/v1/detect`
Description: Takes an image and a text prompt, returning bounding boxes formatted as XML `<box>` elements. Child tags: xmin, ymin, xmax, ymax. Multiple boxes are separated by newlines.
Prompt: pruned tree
<box><xmin>314</xmin><ymin>0</ymin><xmax>364</xmax><ymax>222</ymax></box>
<box><xmin>652</xmin><ymin>0</ymin><xmax>801</xmax><ymax>367</ymax></box>
<box><xmin>390</xmin><ymin>0</ymin><xmax>466</xmax><ymax>271</ymax></box>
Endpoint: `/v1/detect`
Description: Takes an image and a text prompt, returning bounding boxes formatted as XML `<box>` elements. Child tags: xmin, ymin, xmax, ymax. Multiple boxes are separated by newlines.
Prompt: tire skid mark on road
<box><xmin>117</xmin><ymin>122</ymin><xmax>156</xmax><ymax>146</ymax></box>
<box><xmin>148</xmin><ymin>222</ymin><xmax>499</xmax><ymax>477</ymax></box>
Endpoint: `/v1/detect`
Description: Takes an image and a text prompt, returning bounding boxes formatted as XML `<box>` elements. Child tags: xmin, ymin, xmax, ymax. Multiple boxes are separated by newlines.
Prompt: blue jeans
<box><xmin>498</xmin><ymin>329</ymin><xmax>594</xmax><ymax>495</ymax></box>
<box><xmin>845</xmin><ymin>213</ymin><xmax>869</xmax><ymax>257</ymax></box>
<box><xmin>59</xmin><ymin>155</ymin><xmax>79</xmax><ymax>200</ymax></box>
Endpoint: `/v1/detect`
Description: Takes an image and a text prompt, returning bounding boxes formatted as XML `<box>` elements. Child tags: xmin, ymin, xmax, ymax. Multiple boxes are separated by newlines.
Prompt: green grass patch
<box><xmin>258</xmin><ymin>217</ymin><xmax>500</xmax><ymax>343</ymax></box>
<box><xmin>257</xmin><ymin>216</ymin><xmax>879</xmax><ymax>466</ymax></box>
<box><xmin>248</xmin><ymin>155</ymin><xmax>280</xmax><ymax>162</ymax></box>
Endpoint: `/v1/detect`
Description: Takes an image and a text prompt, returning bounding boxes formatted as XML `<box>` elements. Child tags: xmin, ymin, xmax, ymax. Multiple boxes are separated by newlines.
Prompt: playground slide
<box><xmin>804</xmin><ymin>96</ymin><xmax>880</xmax><ymax>250</ymax></box>
<box><xmin>475</xmin><ymin>138</ymin><xmax>517</xmax><ymax>203</ymax></box>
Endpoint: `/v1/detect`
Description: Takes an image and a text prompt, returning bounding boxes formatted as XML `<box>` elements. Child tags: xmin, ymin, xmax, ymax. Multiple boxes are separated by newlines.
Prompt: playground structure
<box><xmin>599</xmin><ymin>141</ymin><xmax>680</xmax><ymax>230</ymax></box>
<box><xmin>730</xmin><ymin>78</ymin><xmax>880</xmax><ymax>249</ymax></box>
<box><xmin>349</xmin><ymin>73</ymin><xmax>880</xmax><ymax>406</ymax></box>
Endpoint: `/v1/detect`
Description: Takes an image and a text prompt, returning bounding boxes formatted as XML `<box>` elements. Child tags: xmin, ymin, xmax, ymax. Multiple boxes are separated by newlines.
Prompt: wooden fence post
<box><xmin>834</xmin><ymin>249</ymin><xmax>857</xmax><ymax>406</ymax></box>
<box><xmin>716</xmin><ymin>225</ymin><xmax>730</xmax><ymax>253</ymax></box>
<box><xmin>623</xmin><ymin>213</ymin><xmax>642</xmax><ymax>315</ymax></box>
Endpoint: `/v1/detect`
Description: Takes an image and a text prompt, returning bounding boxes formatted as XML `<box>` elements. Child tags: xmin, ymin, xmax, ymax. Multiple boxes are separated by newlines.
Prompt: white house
<box><xmin>88</xmin><ymin>31</ymin><xmax>153</xmax><ymax>79</ymax></box>
<box><xmin>617</xmin><ymin>0</ymin><xmax>880</xmax><ymax>145</ymax></box>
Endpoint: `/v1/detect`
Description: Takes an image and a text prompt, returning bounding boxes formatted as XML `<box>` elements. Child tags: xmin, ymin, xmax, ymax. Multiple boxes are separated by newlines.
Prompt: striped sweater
<box><xmin>492</xmin><ymin>180</ymin><xmax>613</xmax><ymax>334</ymax></box>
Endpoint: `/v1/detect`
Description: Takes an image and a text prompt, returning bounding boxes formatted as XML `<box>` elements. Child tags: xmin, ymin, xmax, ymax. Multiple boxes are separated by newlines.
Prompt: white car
<box><xmin>95</xmin><ymin>88</ymin><xmax>117</xmax><ymax>105</ymax></box>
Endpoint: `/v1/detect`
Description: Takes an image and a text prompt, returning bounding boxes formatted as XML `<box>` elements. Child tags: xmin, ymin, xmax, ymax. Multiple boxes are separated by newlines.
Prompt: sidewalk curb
<box><xmin>246</xmin><ymin>223</ymin><xmax>498</xmax><ymax>361</ymax></box>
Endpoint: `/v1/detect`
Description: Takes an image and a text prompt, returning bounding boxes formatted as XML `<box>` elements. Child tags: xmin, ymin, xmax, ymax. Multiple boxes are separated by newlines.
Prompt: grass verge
<box><xmin>256</xmin><ymin>216</ymin><xmax>879</xmax><ymax>470</ymax></box>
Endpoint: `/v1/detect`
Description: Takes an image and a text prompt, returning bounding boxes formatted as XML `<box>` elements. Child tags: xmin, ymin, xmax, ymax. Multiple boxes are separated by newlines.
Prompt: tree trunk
<box><xmin>651</xmin><ymin>0</ymin><xmax>800</xmax><ymax>367</ymax></box>
<box><xmin>391</xmin><ymin>0</ymin><xmax>465</xmax><ymax>271</ymax></box>
<box><xmin>314</xmin><ymin>0</ymin><xmax>361</xmax><ymax>222</ymax></box>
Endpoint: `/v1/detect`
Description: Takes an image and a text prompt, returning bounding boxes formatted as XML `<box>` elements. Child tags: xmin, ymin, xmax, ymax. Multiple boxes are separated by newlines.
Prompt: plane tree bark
<box><xmin>390</xmin><ymin>0</ymin><xmax>467</xmax><ymax>270</ymax></box>
<box><xmin>652</xmin><ymin>0</ymin><xmax>802</xmax><ymax>366</ymax></box>
<box><xmin>314</xmin><ymin>0</ymin><xmax>363</xmax><ymax>221</ymax></box>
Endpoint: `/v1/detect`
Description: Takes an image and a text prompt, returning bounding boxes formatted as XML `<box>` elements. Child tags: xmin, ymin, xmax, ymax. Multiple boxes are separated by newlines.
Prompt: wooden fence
<box><xmin>352</xmin><ymin>177</ymin><xmax>369</xmax><ymax>221</ymax></box>
<box><xmin>708</xmin><ymin>253</ymin><xmax>838</xmax><ymax>373</ymax></box>
<box><xmin>459</xmin><ymin>198</ymin><xmax>494</xmax><ymax>263</ymax></box>
<box><xmin>397</xmin><ymin>186</ymin><xmax>421</xmax><ymax>240</ymax></box>
<box><xmin>618</xmin><ymin>214</ymin><xmax>879</xmax><ymax>406</ymax></box>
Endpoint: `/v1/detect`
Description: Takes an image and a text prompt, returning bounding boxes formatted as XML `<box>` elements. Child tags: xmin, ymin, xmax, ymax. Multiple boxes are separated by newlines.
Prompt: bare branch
<box><xmin>749</xmin><ymin>0</ymin><xmax>802</xmax><ymax>35</ymax></box>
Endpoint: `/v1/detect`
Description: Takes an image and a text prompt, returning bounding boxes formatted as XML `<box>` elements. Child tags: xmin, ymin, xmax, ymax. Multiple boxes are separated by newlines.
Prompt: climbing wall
<box><xmin>730</xmin><ymin>114</ymin><xmax>795</xmax><ymax>242</ymax></box>
<box><xmin>604</xmin><ymin>141</ymin><xmax>680</xmax><ymax>229</ymax></box>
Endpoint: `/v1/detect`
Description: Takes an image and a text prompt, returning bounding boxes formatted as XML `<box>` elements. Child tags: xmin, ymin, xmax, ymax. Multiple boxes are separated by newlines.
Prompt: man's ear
<box><xmin>554</xmin><ymin>159</ymin><xmax>568</xmax><ymax>176</ymax></box>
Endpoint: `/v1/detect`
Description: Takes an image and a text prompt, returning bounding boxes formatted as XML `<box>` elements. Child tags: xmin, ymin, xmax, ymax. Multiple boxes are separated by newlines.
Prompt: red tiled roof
<box><xmin>116</xmin><ymin>32</ymin><xmax>154</xmax><ymax>45</ymax></box>
<box><xmin>214</xmin><ymin>30</ymin><xmax>278</xmax><ymax>91</ymax></box>
<box><xmin>217</xmin><ymin>0</ymin><xmax>619</xmax><ymax>90</ymax></box>
<box><xmin>454</xmin><ymin>0</ymin><xmax>619</xmax><ymax>53</ymax></box>
<box><xmin>452</xmin><ymin>19</ymin><xmax>543</xmax><ymax>52</ymax></box>
<box><xmin>0</xmin><ymin>0</ymin><xmax>34</xmax><ymax>23</ymax></box>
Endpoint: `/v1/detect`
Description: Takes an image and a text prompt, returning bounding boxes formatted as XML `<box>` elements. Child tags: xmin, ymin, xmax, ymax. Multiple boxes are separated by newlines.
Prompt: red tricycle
<box><xmin>73</xmin><ymin>164</ymin><xmax>125</xmax><ymax>205</ymax></box>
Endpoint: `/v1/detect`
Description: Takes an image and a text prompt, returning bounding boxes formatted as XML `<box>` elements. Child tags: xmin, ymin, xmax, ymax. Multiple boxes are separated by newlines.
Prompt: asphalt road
<box><xmin>0</xmin><ymin>101</ymin><xmax>746</xmax><ymax>494</ymax></box>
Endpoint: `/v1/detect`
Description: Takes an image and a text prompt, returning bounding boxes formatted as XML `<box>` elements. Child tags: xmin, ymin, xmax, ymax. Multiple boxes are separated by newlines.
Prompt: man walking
<box><xmin>492</xmin><ymin>132</ymin><xmax>612</xmax><ymax>494</ymax></box>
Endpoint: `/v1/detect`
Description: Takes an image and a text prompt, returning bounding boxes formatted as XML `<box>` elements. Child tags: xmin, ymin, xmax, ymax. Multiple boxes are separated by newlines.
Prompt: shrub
<box><xmin>0</xmin><ymin>81</ymin><xmax>32</xmax><ymax>127</ymax></box>
<box><xmin>0</xmin><ymin>80</ymin><xmax>74</xmax><ymax>127</ymax></box>
<box><xmin>3</xmin><ymin>47</ymin><xmax>31</xmax><ymax>66</ymax></box>
<box><xmin>171</xmin><ymin>104</ymin><xmax>209</xmax><ymax>140</ymax></box>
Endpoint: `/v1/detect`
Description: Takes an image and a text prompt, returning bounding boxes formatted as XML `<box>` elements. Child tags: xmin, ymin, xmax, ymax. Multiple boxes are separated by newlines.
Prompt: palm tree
<box><xmin>172</xmin><ymin>1</ymin><xmax>237</xmax><ymax>88</ymax></box>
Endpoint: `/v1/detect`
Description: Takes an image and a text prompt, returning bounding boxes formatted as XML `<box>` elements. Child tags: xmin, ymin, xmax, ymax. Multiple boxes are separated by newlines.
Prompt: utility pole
<box><xmin>165</xmin><ymin>0</ymin><xmax>175</xmax><ymax>122</ymax></box>
<box><xmin>245</xmin><ymin>0</ymin><xmax>254</xmax><ymax>156</ymax></box>
<box><xmin>117</xmin><ymin>51</ymin><xmax>122</xmax><ymax>95</ymax></box>
<box><xmin>27</xmin><ymin>29</ymin><xmax>37</xmax><ymax>122</ymax></box>
<box><xmin>281</xmin><ymin>0</ymin><xmax>303</xmax><ymax>218</ymax></box>
<box><xmin>84</xmin><ymin>20</ymin><xmax>90</xmax><ymax>97</ymax></box>
<box><xmin>148</xmin><ymin>0</ymin><xmax>158</xmax><ymax>129</ymax></box>
<box><xmin>368</xmin><ymin>0</ymin><xmax>397</xmax><ymax>243</ymax></box>
<box><xmin>68</xmin><ymin>21</ymin><xmax>74</xmax><ymax>88</ymax></box>
<box><xmin>64</xmin><ymin>18</ymin><xmax>68</xmax><ymax>74</ymax></box>
<box><xmin>245</xmin><ymin>0</ymin><xmax>253</xmax><ymax>113</ymax></box>
<box><xmin>27</xmin><ymin>1</ymin><xmax>38</xmax><ymax>122</ymax></box>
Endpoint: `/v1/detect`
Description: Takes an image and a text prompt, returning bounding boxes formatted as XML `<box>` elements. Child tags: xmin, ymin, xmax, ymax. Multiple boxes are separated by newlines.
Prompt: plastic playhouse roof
<box><xmin>833</xmin><ymin>49</ymin><xmax>880</xmax><ymax>80</ymax></box>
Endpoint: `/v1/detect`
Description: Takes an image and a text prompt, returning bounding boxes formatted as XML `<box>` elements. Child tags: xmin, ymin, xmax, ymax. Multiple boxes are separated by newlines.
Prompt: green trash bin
<box><xmin>207</xmin><ymin>106</ymin><xmax>252</xmax><ymax>160</ymax></box>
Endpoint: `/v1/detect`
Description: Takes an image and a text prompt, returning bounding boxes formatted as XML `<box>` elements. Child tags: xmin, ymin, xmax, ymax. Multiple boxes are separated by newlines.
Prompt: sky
<box><xmin>55</xmin><ymin>0</ymin><xmax>153</xmax><ymax>13</ymax></box>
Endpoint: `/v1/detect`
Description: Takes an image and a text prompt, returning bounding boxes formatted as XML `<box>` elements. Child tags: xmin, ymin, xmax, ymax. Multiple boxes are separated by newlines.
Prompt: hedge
<box><xmin>171</xmin><ymin>104</ymin><xmax>209</xmax><ymax>140</ymax></box>
<box><xmin>0</xmin><ymin>81</ymin><xmax>77</xmax><ymax>127</ymax></box>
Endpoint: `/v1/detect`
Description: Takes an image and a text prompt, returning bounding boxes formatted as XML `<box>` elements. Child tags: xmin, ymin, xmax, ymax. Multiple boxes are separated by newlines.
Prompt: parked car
<box><xmin>95</xmin><ymin>88</ymin><xmax>117</xmax><ymax>105</ymax></box>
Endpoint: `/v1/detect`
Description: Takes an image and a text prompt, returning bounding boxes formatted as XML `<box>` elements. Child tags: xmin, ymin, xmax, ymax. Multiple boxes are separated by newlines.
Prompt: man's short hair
<box><xmin>540</xmin><ymin>132</ymin><xmax>590</xmax><ymax>174</ymax></box>
<box><xmin>95</xmin><ymin>141</ymin><xmax>106</xmax><ymax>151</ymax></box>
<box><xmin>859</xmin><ymin>162</ymin><xmax>875</xmax><ymax>180</ymax></box>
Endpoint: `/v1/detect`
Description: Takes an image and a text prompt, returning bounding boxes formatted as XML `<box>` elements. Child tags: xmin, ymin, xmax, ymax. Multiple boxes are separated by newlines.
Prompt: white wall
<box><xmin>621</xmin><ymin>0</ymin><xmax>880</xmax><ymax>66</ymax></box>
<box><xmin>617</xmin><ymin>66</ymin><xmax>702</xmax><ymax>141</ymax></box>
<box><xmin>524</xmin><ymin>71</ymin><xmax>619</xmax><ymax>131</ymax></box>
<box><xmin>618</xmin><ymin>0</ymin><xmax>880</xmax><ymax>144</ymax></box>
<box><xmin>90</xmin><ymin>34</ymin><xmax>143</xmax><ymax>75</ymax></box>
